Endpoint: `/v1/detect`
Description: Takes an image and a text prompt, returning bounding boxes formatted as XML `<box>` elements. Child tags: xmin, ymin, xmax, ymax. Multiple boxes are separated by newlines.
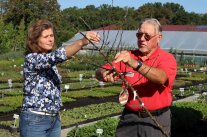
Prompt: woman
<box><xmin>19</xmin><ymin>19</ymin><xmax>100</xmax><ymax>137</ymax></box>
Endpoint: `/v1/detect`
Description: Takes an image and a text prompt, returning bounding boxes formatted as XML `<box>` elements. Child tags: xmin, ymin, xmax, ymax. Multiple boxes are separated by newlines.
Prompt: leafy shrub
<box><xmin>171</xmin><ymin>102</ymin><xmax>206</xmax><ymax>131</ymax></box>
<box><xmin>67</xmin><ymin>117</ymin><xmax>118</xmax><ymax>137</ymax></box>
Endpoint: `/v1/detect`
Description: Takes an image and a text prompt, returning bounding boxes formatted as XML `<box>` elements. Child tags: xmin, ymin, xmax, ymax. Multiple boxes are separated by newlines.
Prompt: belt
<box><xmin>30</xmin><ymin>110</ymin><xmax>58</xmax><ymax>116</ymax></box>
<box><xmin>125</xmin><ymin>107</ymin><xmax>169</xmax><ymax>118</ymax></box>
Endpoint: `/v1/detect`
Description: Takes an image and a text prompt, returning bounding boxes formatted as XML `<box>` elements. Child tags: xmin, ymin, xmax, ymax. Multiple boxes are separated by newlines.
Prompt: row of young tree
<box><xmin>0</xmin><ymin>0</ymin><xmax>207</xmax><ymax>54</ymax></box>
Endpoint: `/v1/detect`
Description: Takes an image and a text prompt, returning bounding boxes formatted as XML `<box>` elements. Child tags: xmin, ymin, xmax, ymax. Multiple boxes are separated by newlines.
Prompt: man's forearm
<box><xmin>137</xmin><ymin>63</ymin><xmax>168</xmax><ymax>85</ymax></box>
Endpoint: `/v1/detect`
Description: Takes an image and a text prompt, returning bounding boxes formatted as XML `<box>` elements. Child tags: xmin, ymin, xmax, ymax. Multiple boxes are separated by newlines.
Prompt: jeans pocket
<box><xmin>22</xmin><ymin>111</ymin><xmax>45</xmax><ymax>125</ymax></box>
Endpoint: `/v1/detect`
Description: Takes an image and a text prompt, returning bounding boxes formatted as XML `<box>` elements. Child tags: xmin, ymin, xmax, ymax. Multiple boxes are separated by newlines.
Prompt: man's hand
<box><xmin>102</xmin><ymin>70</ymin><xmax>118</xmax><ymax>83</ymax></box>
<box><xmin>114</xmin><ymin>51</ymin><xmax>138</xmax><ymax>69</ymax></box>
<box><xmin>96</xmin><ymin>68</ymin><xmax>119</xmax><ymax>83</ymax></box>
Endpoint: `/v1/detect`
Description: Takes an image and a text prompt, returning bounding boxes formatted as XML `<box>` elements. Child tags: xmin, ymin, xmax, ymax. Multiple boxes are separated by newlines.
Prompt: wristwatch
<box><xmin>135</xmin><ymin>60</ymin><xmax>142</xmax><ymax>70</ymax></box>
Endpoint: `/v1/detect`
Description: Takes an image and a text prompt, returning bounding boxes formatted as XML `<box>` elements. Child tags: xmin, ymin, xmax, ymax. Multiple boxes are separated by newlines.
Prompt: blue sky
<box><xmin>58</xmin><ymin>0</ymin><xmax>207</xmax><ymax>14</ymax></box>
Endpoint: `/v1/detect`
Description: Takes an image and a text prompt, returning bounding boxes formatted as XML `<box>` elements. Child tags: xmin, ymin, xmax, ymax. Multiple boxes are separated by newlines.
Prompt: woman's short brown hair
<box><xmin>25</xmin><ymin>20</ymin><xmax>56</xmax><ymax>55</ymax></box>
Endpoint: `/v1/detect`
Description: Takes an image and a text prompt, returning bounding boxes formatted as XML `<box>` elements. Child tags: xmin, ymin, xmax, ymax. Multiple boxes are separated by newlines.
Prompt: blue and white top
<box><xmin>22</xmin><ymin>47</ymin><xmax>68</xmax><ymax>113</ymax></box>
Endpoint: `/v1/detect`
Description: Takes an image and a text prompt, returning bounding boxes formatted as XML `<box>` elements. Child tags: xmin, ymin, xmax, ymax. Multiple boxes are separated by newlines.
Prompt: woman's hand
<box><xmin>82</xmin><ymin>31</ymin><xmax>101</xmax><ymax>45</ymax></box>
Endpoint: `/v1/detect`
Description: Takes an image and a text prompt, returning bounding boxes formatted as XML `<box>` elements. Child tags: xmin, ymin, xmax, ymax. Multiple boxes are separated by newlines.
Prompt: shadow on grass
<box><xmin>171</xmin><ymin>105</ymin><xmax>207</xmax><ymax>137</ymax></box>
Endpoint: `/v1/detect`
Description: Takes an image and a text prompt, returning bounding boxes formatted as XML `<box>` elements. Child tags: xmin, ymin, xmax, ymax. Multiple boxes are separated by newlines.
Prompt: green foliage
<box><xmin>62</xmin><ymin>86</ymin><xmax>121</xmax><ymax>98</ymax></box>
<box><xmin>176</xmin><ymin>71</ymin><xmax>207</xmax><ymax>82</ymax></box>
<box><xmin>59</xmin><ymin>54</ymin><xmax>107</xmax><ymax>71</ymax></box>
<box><xmin>4</xmin><ymin>0</ymin><xmax>61</xmax><ymax>28</ymax></box>
<box><xmin>0</xmin><ymin>120</ymin><xmax>17</xmax><ymax>128</ymax></box>
<box><xmin>171</xmin><ymin>102</ymin><xmax>207</xmax><ymax>131</ymax></box>
<box><xmin>0</xmin><ymin>106</ymin><xmax>14</xmax><ymax>113</ymax></box>
<box><xmin>60</xmin><ymin>102</ymin><xmax>123</xmax><ymax>126</ymax></box>
<box><xmin>1</xmin><ymin>0</ymin><xmax>66</xmax><ymax>49</ymax></box>
<box><xmin>197</xmin><ymin>94</ymin><xmax>207</xmax><ymax>104</ymax></box>
<box><xmin>0</xmin><ymin>58</ymin><xmax>24</xmax><ymax>83</ymax></box>
<box><xmin>0</xmin><ymin>19</ymin><xmax>25</xmax><ymax>53</ymax></box>
<box><xmin>0</xmin><ymin>90</ymin><xmax>23</xmax><ymax>96</ymax></box>
<box><xmin>172</xmin><ymin>88</ymin><xmax>194</xmax><ymax>97</ymax></box>
<box><xmin>0</xmin><ymin>2</ymin><xmax>207</xmax><ymax>54</ymax></box>
<box><xmin>0</xmin><ymin>128</ymin><xmax>19</xmax><ymax>137</ymax></box>
<box><xmin>59</xmin><ymin>70</ymin><xmax>95</xmax><ymax>78</ymax></box>
<box><xmin>67</xmin><ymin>117</ymin><xmax>119</xmax><ymax>137</ymax></box>
<box><xmin>14</xmin><ymin>19</ymin><xmax>26</xmax><ymax>51</ymax></box>
<box><xmin>0</xmin><ymin>20</ymin><xmax>16</xmax><ymax>53</ymax></box>
<box><xmin>0</xmin><ymin>58</ymin><xmax>24</xmax><ymax>69</ymax></box>
<box><xmin>0</xmin><ymin>51</ymin><xmax>24</xmax><ymax>60</ymax></box>
<box><xmin>0</xmin><ymin>96</ymin><xmax>22</xmax><ymax>109</ymax></box>
<box><xmin>67</xmin><ymin>102</ymin><xmax>207</xmax><ymax>136</ymax></box>
<box><xmin>61</xmin><ymin>96</ymin><xmax>76</xmax><ymax>103</ymax></box>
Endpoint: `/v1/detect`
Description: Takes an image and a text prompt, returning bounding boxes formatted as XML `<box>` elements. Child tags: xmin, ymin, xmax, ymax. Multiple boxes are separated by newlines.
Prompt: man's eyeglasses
<box><xmin>136</xmin><ymin>32</ymin><xmax>157</xmax><ymax>41</ymax></box>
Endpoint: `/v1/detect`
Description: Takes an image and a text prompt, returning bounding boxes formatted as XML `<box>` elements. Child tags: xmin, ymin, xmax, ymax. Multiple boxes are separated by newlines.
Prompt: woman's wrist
<box><xmin>82</xmin><ymin>38</ymin><xmax>89</xmax><ymax>45</ymax></box>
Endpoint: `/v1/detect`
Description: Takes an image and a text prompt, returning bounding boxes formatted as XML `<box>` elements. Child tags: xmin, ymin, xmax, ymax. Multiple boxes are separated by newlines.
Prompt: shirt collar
<box><xmin>138</xmin><ymin>47</ymin><xmax>160</xmax><ymax>61</ymax></box>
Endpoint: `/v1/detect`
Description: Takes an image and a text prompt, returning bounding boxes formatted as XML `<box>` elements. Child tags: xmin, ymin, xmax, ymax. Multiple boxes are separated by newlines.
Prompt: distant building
<box><xmin>162</xmin><ymin>25</ymin><xmax>207</xmax><ymax>32</ymax></box>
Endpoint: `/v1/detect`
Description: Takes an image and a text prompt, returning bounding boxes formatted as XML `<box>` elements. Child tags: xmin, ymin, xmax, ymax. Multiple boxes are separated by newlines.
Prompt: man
<box><xmin>96</xmin><ymin>18</ymin><xmax>177</xmax><ymax>137</ymax></box>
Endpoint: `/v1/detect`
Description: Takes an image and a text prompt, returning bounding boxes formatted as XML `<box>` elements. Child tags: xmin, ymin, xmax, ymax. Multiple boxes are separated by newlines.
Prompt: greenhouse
<box><xmin>64</xmin><ymin>30</ymin><xmax>207</xmax><ymax>65</ymax></box>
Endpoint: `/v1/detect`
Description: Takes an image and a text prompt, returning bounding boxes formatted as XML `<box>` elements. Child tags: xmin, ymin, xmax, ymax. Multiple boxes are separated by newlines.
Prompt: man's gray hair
<box><xmin>138</xmin><ymin>18</ymin><xmax>162</xmax><ymax>34</ymax></box>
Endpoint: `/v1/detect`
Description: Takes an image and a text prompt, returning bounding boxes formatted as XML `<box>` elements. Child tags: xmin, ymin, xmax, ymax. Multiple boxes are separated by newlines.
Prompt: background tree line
<box><xmin>0</xmin><ymin>0</ymin><xmax>207</xmax><ymax>54</ymax></box>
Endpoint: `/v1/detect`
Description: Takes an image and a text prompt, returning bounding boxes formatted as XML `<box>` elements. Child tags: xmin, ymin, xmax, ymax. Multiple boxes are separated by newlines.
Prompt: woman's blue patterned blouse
<box><xmin>22</xmin><ymin>47</ymin><xmax>68</xmax><ymax>113</ymax></box>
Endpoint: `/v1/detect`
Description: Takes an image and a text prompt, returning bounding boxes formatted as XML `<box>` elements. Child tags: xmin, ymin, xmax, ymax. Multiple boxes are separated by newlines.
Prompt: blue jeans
<box><xmin>19</xmin><ymin>111</ymin><xmax>61</xmax><ymax>137</ymax></box>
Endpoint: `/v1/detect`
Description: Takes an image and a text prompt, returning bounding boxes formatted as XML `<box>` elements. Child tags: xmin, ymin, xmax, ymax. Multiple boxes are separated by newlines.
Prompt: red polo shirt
<box><xmin>102</xmin><ymin>48</ymin><xmax>177</xmax><ymax>111</ymax></box>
